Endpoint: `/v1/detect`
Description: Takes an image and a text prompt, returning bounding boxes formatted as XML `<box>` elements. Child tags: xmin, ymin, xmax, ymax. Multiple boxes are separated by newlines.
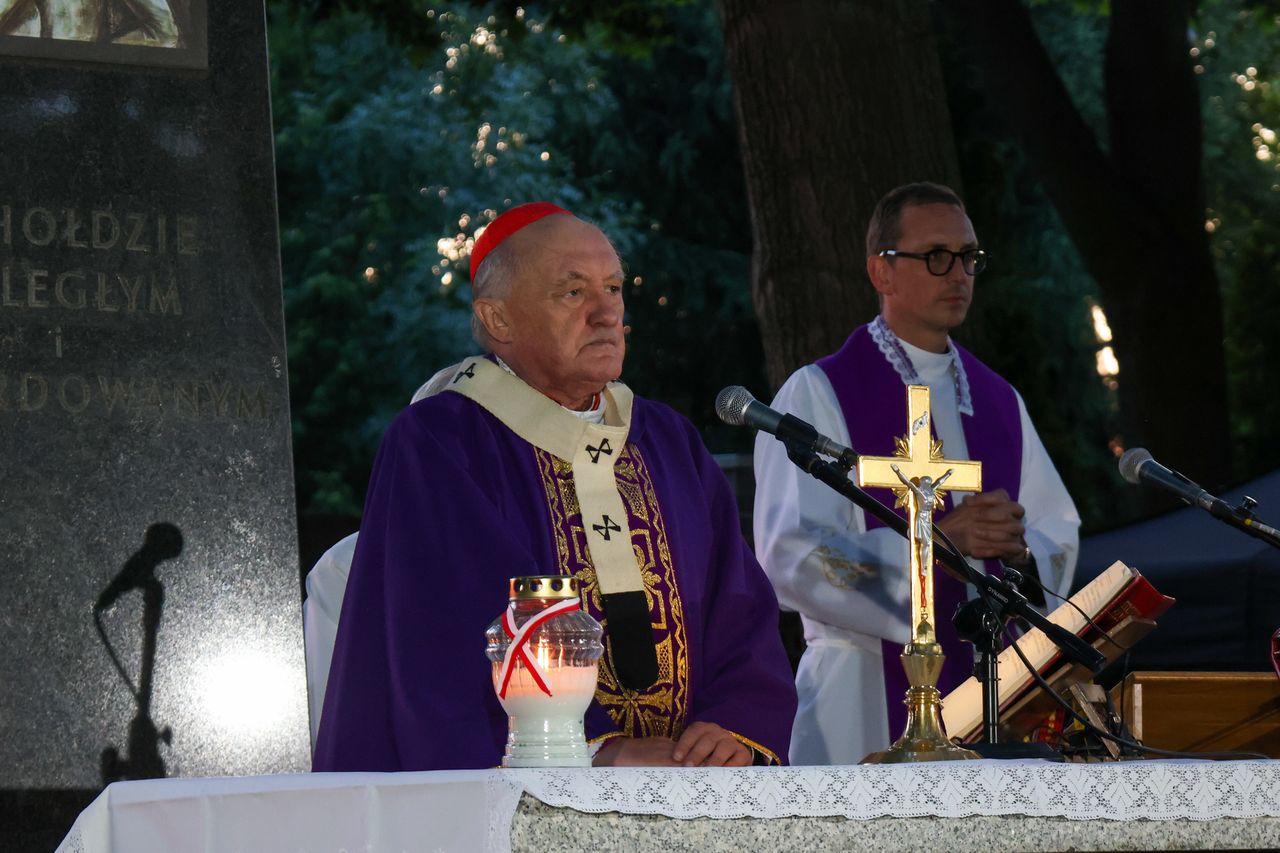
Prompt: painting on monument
<box><xmin>0</xmin><ymin>0</ymin><xmax>206</xmax><ymax>69</ymax></box>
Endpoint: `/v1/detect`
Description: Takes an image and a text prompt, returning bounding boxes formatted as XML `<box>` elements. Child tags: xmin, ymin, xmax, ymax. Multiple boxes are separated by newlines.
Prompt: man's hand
<box><xmin>591</xmin><ymin>722</ymin><xmax>752</xmax><ymax>767</ymax></box>
<box><xmin>672</xmin><ymin>722</ymin><xmax>751</xmax><ymax>767</ymax></box>
<box><xmin>592</xmin><ymin>736</ymin><xmax>682</xmax><ymax>767</ymax></box>
<box><xmin>936</xmin><ymin>489</ymin><xmax>1026</xmax><ymax>562</ymax></box>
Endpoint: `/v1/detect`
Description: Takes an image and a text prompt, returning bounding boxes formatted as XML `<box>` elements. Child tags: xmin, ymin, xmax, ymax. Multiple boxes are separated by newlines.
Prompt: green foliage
<box><xmin>517</xmin><ymin>0</ymin><xmax>699</xmax><ymax>55</ymax></box>
<box><xmin>297</xmin><ymin>0</ymin><xmax>698</xmax><ymax>58</ymax></box>
<box><xmin>1192</xmin><ymin>1</ymin><xmax>1280</xmax><ymax>480</ymax></box>
<box><xmin>270</xmin><ymin>1</ymin><xmax>762</xmax><ymax>514</ymax></box>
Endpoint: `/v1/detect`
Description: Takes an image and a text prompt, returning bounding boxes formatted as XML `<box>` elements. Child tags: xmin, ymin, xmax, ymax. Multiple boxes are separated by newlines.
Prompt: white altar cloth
<box><xmin>56</xmin><ymin>760</ymin><xmax>1280</xmax><ymax>853</ymax></box>
<box><xmin>54</xmin><ymin>769</ymin><xmax>524</xmax><ymax>853</ymax></box>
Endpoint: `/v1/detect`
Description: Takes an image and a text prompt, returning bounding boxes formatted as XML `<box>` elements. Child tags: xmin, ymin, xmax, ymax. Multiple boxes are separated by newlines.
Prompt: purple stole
<box><xmin>817</xmin><ymin>323</ymin><xmax>1022</xmax><ymax>737</ymax></box>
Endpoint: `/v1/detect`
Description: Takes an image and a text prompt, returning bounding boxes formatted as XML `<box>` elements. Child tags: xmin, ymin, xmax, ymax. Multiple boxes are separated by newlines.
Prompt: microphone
<box><xmin>1119</xmin><ymin>447</ymin><xmax>1280</xmax><ymax>547</ymax></box>
<box><xmin>716</xmin><ymin>386</ymin><xmax>858</xmax><ymax>467</ymax></box>
<box><xmin>1118</xmin><ymin>447</ymin><xmax>1227</xmax><ymax>514</ymax></box>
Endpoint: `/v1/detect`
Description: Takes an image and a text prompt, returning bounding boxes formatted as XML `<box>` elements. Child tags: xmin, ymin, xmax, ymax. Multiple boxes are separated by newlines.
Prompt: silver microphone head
<box><xmin>715</xmin><ymin>385</ymin><xmax>755</xmax><ymax>427</ymax></box>
<box><xmin>1118</xmin><ymin>447</ymin><xmax>1152</xmax><ymax>485</ymax></box>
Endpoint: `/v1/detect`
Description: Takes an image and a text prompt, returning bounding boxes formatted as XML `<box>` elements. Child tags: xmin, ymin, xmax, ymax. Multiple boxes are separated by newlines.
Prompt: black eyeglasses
<box><xmin>879</xmin><ymin>248</ymin><xmax>988</xmax><ymax>276</ymax></box>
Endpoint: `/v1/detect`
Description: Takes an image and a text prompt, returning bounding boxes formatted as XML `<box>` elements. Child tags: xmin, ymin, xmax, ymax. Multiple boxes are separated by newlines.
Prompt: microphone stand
<box><xmin>781</xmin><ymin>439</ymin><xmax>1107</xmax><ymax>755</ymax></box>
<box><xmin>952</xmin><ymin>598</ymin><xmax>1004</xmax><ymax>746</ymax></box>
<box><xmin>950</xmin><ymin>586</ymin><xmax>1067</xmax><ymax>759</ymax></box>
<box><xmin>1210</xmin><ymin>495</ymin><xmax>1280</xmax><ymax>550</ymax></box>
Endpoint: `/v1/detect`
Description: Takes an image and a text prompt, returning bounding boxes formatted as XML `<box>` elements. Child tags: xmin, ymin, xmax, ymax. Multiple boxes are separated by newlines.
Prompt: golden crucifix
<box><xmin>857</xmin><ymin>385</ymin><xmax>981</xmax><ymax>645</ymax></box>
<box><xmin>857</xmin><ymin>384</ymin><xmax>982</xmax><ymax>763</ymax></box>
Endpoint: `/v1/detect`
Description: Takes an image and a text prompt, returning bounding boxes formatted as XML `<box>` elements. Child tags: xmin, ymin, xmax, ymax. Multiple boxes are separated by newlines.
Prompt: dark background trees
<box><xmin>716</xmin><ymin>0</ymin><xmax>962</xmax><ymax>389</ymax></box>
<box><xmin>269</xmin><ymin>0</ymin><xmax>1280</xmax><ymax>556</ymax></box>
<box><xmin>942</xmin><ymin>0</ymin><xmax>1232</xmax><ymax>493</ymax></box>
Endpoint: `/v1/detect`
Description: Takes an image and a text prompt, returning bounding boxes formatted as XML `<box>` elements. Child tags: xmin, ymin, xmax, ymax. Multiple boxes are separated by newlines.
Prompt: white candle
<box><xmin>494</xmin><ymin>661</ymin><xmax>598</xmax><ymax>768</ymax></box>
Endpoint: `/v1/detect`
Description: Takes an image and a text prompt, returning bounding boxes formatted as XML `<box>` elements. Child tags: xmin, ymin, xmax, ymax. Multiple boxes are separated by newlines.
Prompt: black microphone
<box><xmin>715</xmin><ymin>386</ymin><xmax>858</xmax><ymax>468</ymax></box>
<box><xmin>1119</xmin><ymin>447</ymin><xmax>1280</xmax><ymax>547</ymax></box>
<box><xmin>1118</xmin><ymin>447</ymin><xmax>1229</xmax><ymax>514</ymax></box>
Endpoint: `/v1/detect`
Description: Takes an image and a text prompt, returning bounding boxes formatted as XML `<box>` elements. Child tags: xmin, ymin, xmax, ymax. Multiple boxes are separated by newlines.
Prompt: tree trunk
<box><xmin>1104</xmin><ymin>0</ymin><xmax>1231</xmax><ymax>489</ymax></box>
<box><xmin>716</xmin><ymin>0</ymin><xmax>962</xmax><ymax>391</ymax></box>
<box><xmin>939</xmin><ymin>0</ymin><xmax>1232</xmax><ymax>488</ymax></box>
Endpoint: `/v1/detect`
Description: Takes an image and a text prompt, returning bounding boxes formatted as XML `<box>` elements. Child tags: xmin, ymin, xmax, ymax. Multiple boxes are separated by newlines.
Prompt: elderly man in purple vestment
<box><xmin>753</xmin><ymin>182</ymin><xmax>1079</xmax><ymax>765</ymax></box>
<box><xmin>313</xmin><ymin>202</ymin><xmax>797</xmax><ymax>771</ymax></box>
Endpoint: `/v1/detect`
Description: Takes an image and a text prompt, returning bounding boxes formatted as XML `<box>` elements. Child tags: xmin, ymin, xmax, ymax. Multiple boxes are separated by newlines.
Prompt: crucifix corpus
<box><xmin>857</xmin><ymin>384</ymin><xmax>982</xmax><ymax>763</ymax></box>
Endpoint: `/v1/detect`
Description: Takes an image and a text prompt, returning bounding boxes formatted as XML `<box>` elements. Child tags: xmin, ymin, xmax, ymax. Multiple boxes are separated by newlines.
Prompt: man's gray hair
<box><xmin>470</xmin><ymin>239</ymin><xmax>521</xmax><ymax>350</ymax></box>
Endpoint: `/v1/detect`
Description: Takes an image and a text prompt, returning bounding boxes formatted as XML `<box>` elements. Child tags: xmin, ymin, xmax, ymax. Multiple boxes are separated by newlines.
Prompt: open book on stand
<box><xmin>941</xmin><ymin>560</ymin><xmax>1175</xmax><ymax>743</ymax></box>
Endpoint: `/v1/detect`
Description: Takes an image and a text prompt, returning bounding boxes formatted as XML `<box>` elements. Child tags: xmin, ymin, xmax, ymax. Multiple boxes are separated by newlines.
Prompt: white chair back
<box><xmin>303</xmin><ymin>532</ymin><xmax>357</xmax><ymax>750</ymax></box>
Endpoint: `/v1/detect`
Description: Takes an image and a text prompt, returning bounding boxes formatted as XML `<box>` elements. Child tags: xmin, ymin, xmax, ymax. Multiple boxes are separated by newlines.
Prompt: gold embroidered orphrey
<box><xmin>856</xmin><ymin>384</ymin><xmax>982</xmax><ymax>764</ymax></box>
<box><xmin>537</xmin><ymin>446</ymin><xmax>689</xmax><ymax>741</ymax></box>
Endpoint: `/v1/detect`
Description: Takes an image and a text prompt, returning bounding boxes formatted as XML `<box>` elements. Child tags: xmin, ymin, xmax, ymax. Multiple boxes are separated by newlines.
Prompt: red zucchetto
<box><xmin>468</xmin><ymin>202</ymin><xmax>571</xmax><ymax>280</ymax></box>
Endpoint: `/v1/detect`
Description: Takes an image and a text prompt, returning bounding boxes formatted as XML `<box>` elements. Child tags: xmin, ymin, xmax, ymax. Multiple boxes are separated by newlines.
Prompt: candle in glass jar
<box><xmin>485</xmin><ymin>576</ymin><xmax>604</xmax><ymax>768</ymax></box>
<box><xmin>495</xmin><ymin>659</ymin><xmax>598</xmax><ymax>719</ymax></box>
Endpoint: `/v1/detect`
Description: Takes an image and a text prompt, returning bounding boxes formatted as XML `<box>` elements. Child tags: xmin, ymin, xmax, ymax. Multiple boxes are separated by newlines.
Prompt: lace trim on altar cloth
<box><xmin>488</xmin><ymin>772</ymin><xmax>527</xmax><ymax>853</ymax></box>
<box><xmin>506</xmin><ymin>760</ymin><xmax>1280</xmax><ymax>822</ymax></box>
<box><xmin>869</xmin><ymin>315</ymin><xmax>973</xmax><ymax>416</ymax></box>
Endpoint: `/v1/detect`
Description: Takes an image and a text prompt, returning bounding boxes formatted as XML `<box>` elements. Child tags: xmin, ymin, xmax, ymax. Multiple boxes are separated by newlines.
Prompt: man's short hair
<box><xmin>865</xmin><ymin>182</ymin><xmax>965</xmax><ymax>258</ymax></box>
<box><xmin>470</xmin><ymin>240</ymin><xmax>521</xmax><ymax>350</ymax></box>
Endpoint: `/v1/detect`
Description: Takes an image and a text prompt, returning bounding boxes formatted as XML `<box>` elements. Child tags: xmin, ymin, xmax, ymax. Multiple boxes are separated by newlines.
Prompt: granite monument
<box><xmin>0</xmin><ymin>0</ymin><xmax>309</xmax><ymax>846</ymax></box>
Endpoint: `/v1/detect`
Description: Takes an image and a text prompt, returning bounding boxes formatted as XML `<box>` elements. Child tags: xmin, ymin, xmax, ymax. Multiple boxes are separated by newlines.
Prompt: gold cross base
<box><xmin>861</xmin><ymin>643</ymin><xmax>981</xmax><ymax>764</ymax></box>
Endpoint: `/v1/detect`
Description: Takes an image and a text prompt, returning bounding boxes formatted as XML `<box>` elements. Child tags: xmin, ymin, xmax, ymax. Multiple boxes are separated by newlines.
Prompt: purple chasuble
<box><xmin>313</xmin><ymin>389</ymin><xmax>796</xmax><ymax>771</ymax></box>
<box><xmin>816</xmin><ymin>323</ymin><xmax>1022</xmax><ymax>737</ymax></box>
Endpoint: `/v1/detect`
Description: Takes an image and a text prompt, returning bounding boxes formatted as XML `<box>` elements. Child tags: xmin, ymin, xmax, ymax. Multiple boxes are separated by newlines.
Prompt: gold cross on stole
<box><xmin>856</xmin><ymin>385</ymin><xmax>981</xmax><ymax>647</ymax></box>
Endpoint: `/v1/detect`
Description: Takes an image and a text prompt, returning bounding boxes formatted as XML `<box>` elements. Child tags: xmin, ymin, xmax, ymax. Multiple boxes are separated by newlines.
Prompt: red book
<box><xmin>1093</xmin><ymin>572</ymin><xmax>1174</xmax><ymax>633</ymax></box>
<box><xmin>942</xmin><ymin>560</ymin><xmax>1174</xmax><ymax>742</ymax></box>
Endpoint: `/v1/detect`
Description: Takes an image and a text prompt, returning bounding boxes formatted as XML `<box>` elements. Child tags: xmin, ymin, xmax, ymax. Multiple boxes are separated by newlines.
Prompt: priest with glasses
<box><xmin>752</xmin><ymin>182</ymin><xmax>1080</xmax><ymax>766</ymax></box>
